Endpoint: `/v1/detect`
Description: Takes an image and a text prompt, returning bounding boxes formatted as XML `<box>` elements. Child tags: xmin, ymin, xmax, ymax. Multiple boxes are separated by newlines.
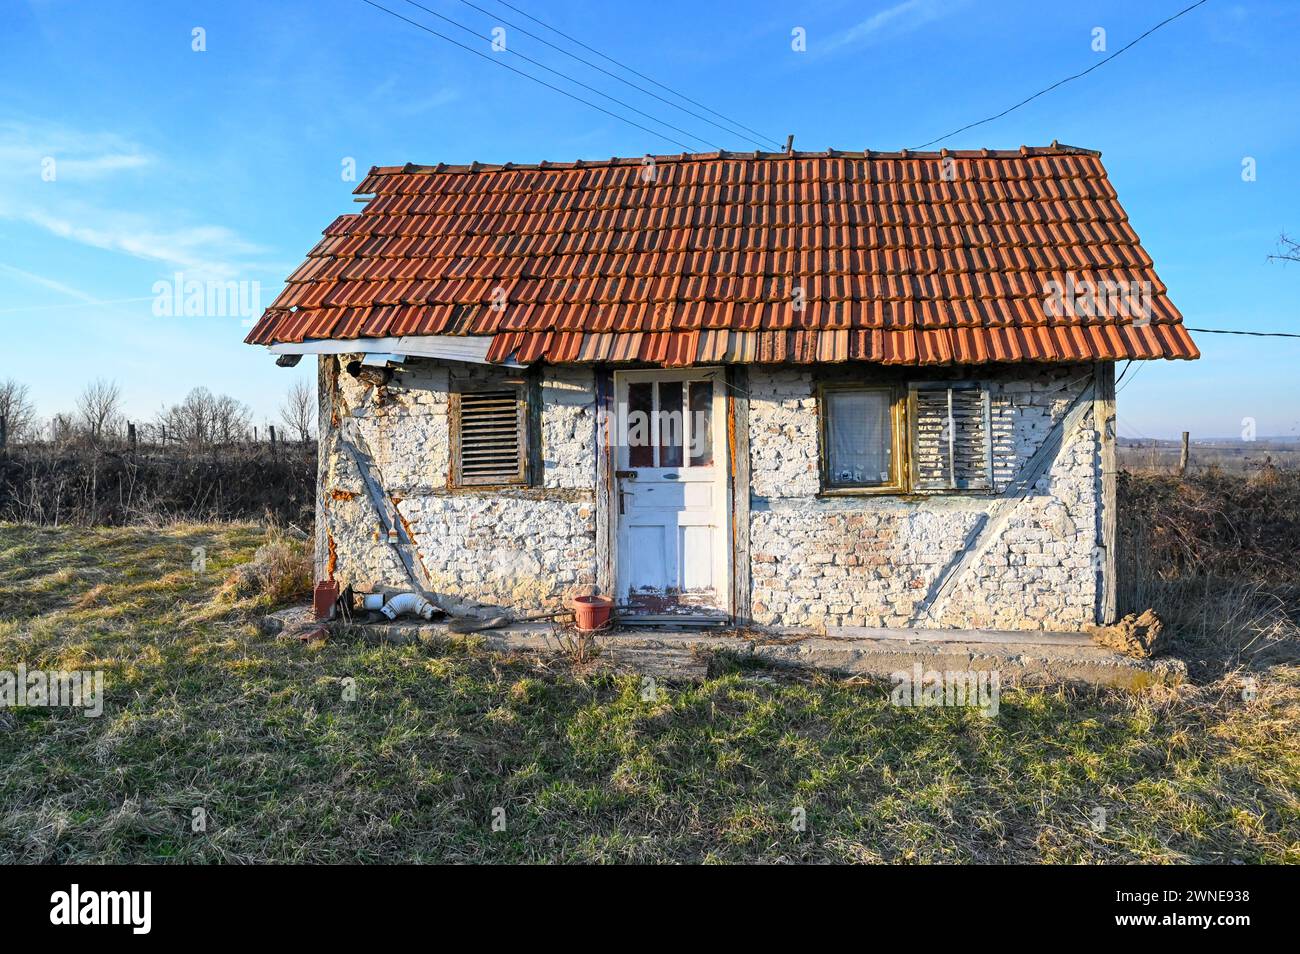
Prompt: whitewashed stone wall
<box><xmin>748</xmin><ymin>364</ymin><xmax>1101</xmax><ymax>631</ymax></box>
<box><xmin>319</xmin><ymin>355</ymin><xmax>1102</xmax><ymax>630</ymax></box>
<box><xmin>320</xmin><ymin>356</ymin><xmax>598</xmax><ymax>612</ymax></box>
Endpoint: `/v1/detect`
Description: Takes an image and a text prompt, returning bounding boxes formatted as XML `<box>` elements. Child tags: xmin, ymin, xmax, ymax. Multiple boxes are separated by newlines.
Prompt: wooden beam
<box><xmin>314</xmin><ymin>355</ymin><xmax>336</xmax><ymax>581</ymax></box>
<box><xmin>830</xmin><ymin>624</ymin><xmax>1096</xmax><ymax>647</ymax></box>
<box><xmin>337</xmin><ymin>414</ymin><xmax>432</xmax><ymax>593</ymax></box>
<box><xmin>1094</xmin><ymin>361</ymin><xmax>1118</xmax><ymax>624</ymax></box>
<box><xmin>594</xmin><ymin>367</ymin><xmax>615</xmax><ymax>597</ymax></box>
<box><xmin>727</xmin><ymin>365</ymin><xmax>752</xmax><ymax>625</ymax></box>
<box><xmin>915</xmin><ymin>378</ymin><xmax>1096</xmax><ymax>623</ymax></box>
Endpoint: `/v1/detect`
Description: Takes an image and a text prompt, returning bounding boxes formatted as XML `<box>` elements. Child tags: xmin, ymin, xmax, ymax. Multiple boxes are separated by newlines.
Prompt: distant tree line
<box><xmin>0</xmin><ymin>377</ymin><xmax>315</xmax><ymax>451</ymax></box>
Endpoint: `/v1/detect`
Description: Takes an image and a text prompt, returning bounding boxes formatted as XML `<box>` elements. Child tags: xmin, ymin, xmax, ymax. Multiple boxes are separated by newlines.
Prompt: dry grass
<box><xmin>213</xmin><ymin>531</ymin><xmax>312</xmax><ymax>611</ymax></box>
<box><xmin>1</xmin><ymin>522</ymin><xmax>1297</xmax><ymax>864</ymax></box>
<box><xmin>1118</xmin><ymin>468</ymin><xmax>1300</xmax><ymax>680</ymax></box>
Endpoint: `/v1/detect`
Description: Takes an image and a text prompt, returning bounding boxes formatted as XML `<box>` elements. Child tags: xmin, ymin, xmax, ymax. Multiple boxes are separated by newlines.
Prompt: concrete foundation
<box><xmin>263</xmin><ymin>606</ymin><xmax>1184</xmax><ymax>690</ymax></box>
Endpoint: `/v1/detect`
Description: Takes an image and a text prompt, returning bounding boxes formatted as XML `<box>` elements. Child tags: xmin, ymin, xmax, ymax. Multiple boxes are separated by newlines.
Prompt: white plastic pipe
<box><xmin>379</xmin><ymin>592</ymin><xmax>437</xmax><ymax>621</ymax></box>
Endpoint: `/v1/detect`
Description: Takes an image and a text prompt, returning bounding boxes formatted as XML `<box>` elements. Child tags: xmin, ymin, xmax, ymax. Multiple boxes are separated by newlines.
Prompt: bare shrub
<box><xmin>0</xmin><ymin>444</ymin><xmax>315</xmax><ymax>526</ymax></box>
<box><xmin>216</xmin><ymin>531</ymin><xmax>312</xmax><ymax>608</ymax></box>
<box><xmin>157</xmin><ymin>387</ymin><xmax>252</xmax><ymax>448</ymax></box>
<box><xmin>1118</xmin><ymin>467</ymin><xmax>1300</xmax><ymax>678</ymax></box>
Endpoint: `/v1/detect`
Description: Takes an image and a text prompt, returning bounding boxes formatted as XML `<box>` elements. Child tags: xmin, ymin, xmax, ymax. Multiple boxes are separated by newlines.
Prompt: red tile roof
<box><xmin>246</xmin><ymin>145</ymin><xmax>1198</xmax><ymax>365</ymax></box>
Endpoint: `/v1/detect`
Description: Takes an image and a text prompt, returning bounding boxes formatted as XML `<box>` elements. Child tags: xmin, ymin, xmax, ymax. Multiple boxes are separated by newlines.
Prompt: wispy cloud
<box><xmin>0</xmin><ymin>262</ymin><xmax>106</xmax><ymax>303</ymax></box>
<box><xmin>820</xmin><ymin>0</ymin><xmax>959</xmax><ymax>55</ymax></box>
<box><xmin>0</xmin><ymin>120</ymin><xmax>150</xmax><ymax>180</ymax></box>
<box><xmin>369</xmin><ymin>75</ymin><xmax>460</xmax><ymax>117</ymax></box>
<box><xmin>19</xmin><ymin>207</ymin><xmax>267</xmax><ymax>280</ymax></box>
<box><xmin>0</xmin><ymin>119</ymin><xmax>272</xmax><ymax>281</ymax></box>
<box><xmin>393</xmin><ymin>88</ymin><xmax>460</xmax><ymax>117</ymax></box>
<box><xmin>0</xmin><ymin>263</ymin><xmax>153</xmax><ymax>313</ymax></box>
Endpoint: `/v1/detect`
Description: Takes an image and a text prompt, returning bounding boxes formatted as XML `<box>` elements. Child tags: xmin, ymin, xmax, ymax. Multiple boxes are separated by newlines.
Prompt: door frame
<box><xmin>602</xmin><ymin>366</ymin><xmax>734</xmax><ymax>620</ymax></box>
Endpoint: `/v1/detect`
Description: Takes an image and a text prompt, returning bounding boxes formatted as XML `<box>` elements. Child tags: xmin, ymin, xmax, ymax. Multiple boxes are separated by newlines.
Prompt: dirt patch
<box><xmin>1089</xmin><ymin>609</ymin><xmax>1166</xmax><ymax>659</ymax></box>
<box><xmin>72</xmin><ymin>583</ymin><xmax>110</xmax><ymax>610</ymax></box>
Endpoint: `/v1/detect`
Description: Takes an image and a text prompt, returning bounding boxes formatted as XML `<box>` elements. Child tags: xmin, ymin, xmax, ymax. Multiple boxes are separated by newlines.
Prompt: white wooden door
<box><xmin>614</xmin><ymin>369</ymin><xmax>729</xmax><ymax>616</ymax></box>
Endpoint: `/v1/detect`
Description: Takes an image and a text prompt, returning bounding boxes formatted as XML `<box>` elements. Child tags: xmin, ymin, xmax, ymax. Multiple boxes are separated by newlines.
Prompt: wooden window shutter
<box><xmin>451</xmin><ymin>388</ymin><xmax>528</xmax><ymax>486</ymax></box>
<box><xmin>910</xmin><ymin>384</ymin><xmax>993</xmax><ymax>491</ymax></box>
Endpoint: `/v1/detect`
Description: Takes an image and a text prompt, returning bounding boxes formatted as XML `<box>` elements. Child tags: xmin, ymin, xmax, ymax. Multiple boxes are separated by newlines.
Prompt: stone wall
<box><xmin>318</xmin><ymin>356</ymin><xmax>598</xmax><ymax>612</ymax></box>
<box><xmin>748</xmin><ymin>363</ymin><xmax>1102</xmax><ymax>631</ymax></box>
<box><xmin>319</xmin><ymin>355</ymin><xmax>1104</xmax><ymax>630</ymax></box>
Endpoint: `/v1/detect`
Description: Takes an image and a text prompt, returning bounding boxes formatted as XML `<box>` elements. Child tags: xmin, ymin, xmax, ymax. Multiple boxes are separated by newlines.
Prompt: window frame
<box><xmin>816</xmin><ymin>382</ymin><xmax>907</xmax><ymax>495</ymax></box>
<box><xmin>906</xmin><ymin>381</ymin><xmax>994</xmax><ymax>493</ymax></box>
<box><xmin>816</xmin><ymin>378</ymin><xmax>996</xmax><ymax>497</ymax></box>
<box><xmin>448</xmin><ymin>380</ymin><xmax>535</xmax><ymax>489</ymax></box>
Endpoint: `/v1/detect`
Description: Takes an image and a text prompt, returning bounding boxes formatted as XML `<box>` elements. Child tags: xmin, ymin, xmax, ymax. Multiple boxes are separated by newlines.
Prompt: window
<box><xmin>450</xmin><ymin>387</ymin><xmax>529</xmax><ymax>486</ymax></box>
<box><xmin>819</xmin><ymin>380</ymin><xmax>994</xmax><ymax>494</ymax></box>
<box><xmin>623</xmin><ymin>377</ymin><xmax>715</xmax><ymax>469</ymax></box>
<box><xmin>821</xmin><ymin>386</ymin><xmax>901</xmax><ymax>490</ymax></box>
<box><xmin>909</xmin><ymin>383</ymin><xmax>993</xmax><ymax>491</ymax></box>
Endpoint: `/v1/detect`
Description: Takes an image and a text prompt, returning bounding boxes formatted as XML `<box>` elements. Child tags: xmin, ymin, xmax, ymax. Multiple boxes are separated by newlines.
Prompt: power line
<box><xmin>451</xmin><ymin>0</ymin><xmax>781</xmax><ymax>150</ymax></box>
<box><xmin>1115</xmin><ymin>359</ymin><xmax>1147</xmax><ymax>397</ymax></box>
<box><xmin>490</xmin><ymin>0</ymin><xmax>783</xmax><ymax>149</ymax></box>
<box><xmin>1114</xmin><ymin>358</ymin><xmax>1135</xmax><ymax>387</ymax></box>
<box><xmin>1187</xmin><ymin>327</ymin><xmax>1300</xmax><ymax>338</ymax></box>
<box><xmin>395</xmin><ymin>0</ymin><xmax>722</xmax><ymax>150</ymax></box>
<box><xmin>911</xmin><ymin>0</ymin><xmax>1211</xmax><ymax>149</ymax></box>
<box><xmin>357</xmin><ymin>0</ymin><xmax>700</xmax><ymax>151</ymax></box>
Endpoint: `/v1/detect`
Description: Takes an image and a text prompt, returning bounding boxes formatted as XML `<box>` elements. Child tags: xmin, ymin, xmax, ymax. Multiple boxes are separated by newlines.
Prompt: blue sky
<box><xmin>1</xmin><ymin>0</ymin><xmax>1296</xmax><ymax>438</ymax></box>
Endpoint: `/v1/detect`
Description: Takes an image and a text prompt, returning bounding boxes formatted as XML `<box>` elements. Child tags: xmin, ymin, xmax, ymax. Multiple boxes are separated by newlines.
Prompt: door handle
<box><xmin>615</xmin><ymin>470</ymin><xmax>637</xmax><ymax>480</ymax></box>
<box><xmin>662</xmin><ymin>473</ymin><xmax>680</xmax><ymax>480</ymax></box>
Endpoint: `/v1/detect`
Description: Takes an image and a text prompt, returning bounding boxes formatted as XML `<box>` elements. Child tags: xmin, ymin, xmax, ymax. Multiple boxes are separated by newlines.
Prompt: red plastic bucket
<box><xmin>572</xmin><ymin>594</ymin><xmax>615</xmax><ymax>632</ymax></box>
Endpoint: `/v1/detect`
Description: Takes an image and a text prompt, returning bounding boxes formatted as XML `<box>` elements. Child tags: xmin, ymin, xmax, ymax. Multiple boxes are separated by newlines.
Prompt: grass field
<box><xmin>1</xmin><ymin>523</ymin><xmax>1297</xmax><ymax>864</ymax></box>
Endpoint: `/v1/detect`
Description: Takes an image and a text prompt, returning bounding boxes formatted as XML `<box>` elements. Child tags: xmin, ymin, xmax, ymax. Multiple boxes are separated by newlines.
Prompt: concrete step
<box><xmin>260</xmin><ymin>606</ymin><xmax>1185</xmax><ymax>689</ymax></box>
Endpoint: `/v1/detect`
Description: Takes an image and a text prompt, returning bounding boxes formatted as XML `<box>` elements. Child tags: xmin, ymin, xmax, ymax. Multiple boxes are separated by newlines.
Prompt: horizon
<box><xmin>2</xmin><ymin>0</ymin><xmax>1297</xmax><ymax>439</ymax></box>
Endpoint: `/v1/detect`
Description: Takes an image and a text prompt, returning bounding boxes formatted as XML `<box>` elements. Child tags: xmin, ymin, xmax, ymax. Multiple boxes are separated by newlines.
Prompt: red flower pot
<box><xmin>571</xmin><ymin>594</ymin><xmax>615</xmax><ymax>632</ymax></box>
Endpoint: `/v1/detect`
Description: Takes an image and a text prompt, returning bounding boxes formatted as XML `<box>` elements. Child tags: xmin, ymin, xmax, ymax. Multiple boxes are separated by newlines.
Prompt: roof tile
<box><xmin>246</xmin><ymin>147</ymin><xmax>1196</xmax><ymax>364</ymax></box>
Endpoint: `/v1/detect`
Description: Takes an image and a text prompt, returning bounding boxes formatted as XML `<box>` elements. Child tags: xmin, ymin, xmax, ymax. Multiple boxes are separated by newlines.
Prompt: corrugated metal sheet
<box><xmin>246</xmin><ymin>146</ymin><xmax>1199</xmax><ymax>364</ymax></box>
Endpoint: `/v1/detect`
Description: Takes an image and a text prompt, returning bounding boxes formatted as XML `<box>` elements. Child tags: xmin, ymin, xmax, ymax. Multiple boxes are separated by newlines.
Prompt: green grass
<box><xmin>1</xmin><ymin>523</ymin><xmax>1297</xmax><ymax>863</ymax></box>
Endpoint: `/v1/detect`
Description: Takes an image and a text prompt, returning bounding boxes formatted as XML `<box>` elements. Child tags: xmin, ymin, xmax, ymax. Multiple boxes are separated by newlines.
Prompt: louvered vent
<box><xmin>454</xmin><ymin>389</ymin><xmax>526</xmax><ymax>486</ymax></box>
<box><xmin>911</xmin><ymin>385</ymin><xmax>992</xmax><ymax>491</ymax></box>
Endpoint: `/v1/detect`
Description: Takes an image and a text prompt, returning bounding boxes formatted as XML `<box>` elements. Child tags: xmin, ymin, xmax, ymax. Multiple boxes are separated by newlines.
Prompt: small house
<box><xmin>246</xmin><ymin>146</ymin><xmax>1197</xmax><ymax>631</ymax></box>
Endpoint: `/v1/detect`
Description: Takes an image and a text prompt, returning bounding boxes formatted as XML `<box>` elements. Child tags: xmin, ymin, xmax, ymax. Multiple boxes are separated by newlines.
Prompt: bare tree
<box><xmin>75</xmin><ymin>378</ymin><xmax>123</xmax><ymax>444</ymax></box>
<box><xmin>157</xmin><ymin>387</ymin><xmax>251</xmax><ymax>448</ymax></box>
<box><xmin>211</xmin><ymin>392</ymin><xmax>251</xmax><ymax>444</ymax></box>
<box><xmin>279</xmin><ymin>380</ymin><xmax>315</xmax><ymax>442</ymax></box>
<box><xmin>0</xmin><ymin>378</ymin><xmax>37</xmax><ymax>444</ymax></box>
<box><xmin>1268</xmin><ymin>233</ymin><xmax>1300</xmax><ymax>265</ymax></box>
<box><xmin>157</xmin><ymin>387</ymin><xmax>212</xmax><ymax>447</ymax></box>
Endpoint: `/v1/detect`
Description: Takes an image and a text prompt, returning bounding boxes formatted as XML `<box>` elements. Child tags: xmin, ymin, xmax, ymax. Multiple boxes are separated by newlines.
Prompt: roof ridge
<box><xmin>362</xmin><ymin>144</ymin><xmax>1102</xmax><ymax>179</ymax></box>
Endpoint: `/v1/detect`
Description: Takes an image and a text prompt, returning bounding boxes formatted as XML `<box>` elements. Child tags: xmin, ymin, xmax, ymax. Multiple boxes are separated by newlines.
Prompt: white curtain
<box><xmin>826</xmin><ymin>390</ymin><xmax>891</xmax><ymax>485</ymax></box>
